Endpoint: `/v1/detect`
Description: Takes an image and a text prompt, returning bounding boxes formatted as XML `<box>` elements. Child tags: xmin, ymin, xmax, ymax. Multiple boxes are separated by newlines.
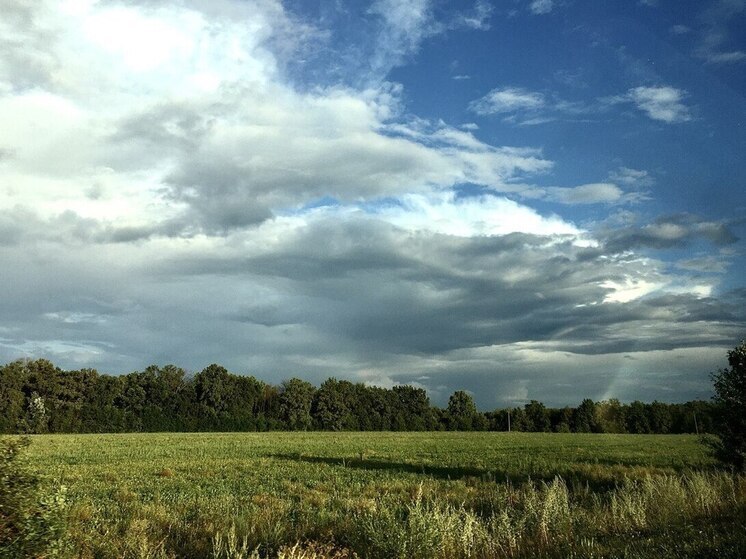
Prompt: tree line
<box><xmin>0</xmin><ymin>359</ymin><xmax>715</xmax><ymax>435</ymax></box>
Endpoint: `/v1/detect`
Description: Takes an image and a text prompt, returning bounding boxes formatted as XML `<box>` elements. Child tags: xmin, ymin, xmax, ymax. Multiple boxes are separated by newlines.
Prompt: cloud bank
<box><xmin>0</xmin><ymin>0</ymin><xmax>743</xmax><ymax>409</ymax></box>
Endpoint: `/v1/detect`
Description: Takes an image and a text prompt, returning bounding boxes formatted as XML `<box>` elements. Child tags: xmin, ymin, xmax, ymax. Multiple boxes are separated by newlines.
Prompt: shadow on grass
<box><xmin>269</xmin><ymin>453</ymin><xmax>629</xmax><ymax>492</ymax></box>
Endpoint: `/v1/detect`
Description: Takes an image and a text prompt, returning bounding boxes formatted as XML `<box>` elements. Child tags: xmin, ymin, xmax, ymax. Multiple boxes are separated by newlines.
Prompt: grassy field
<box><xmin>16</xmin><ymin>432</ymin><xmax>746</xmax><ymax>558</ymax></box>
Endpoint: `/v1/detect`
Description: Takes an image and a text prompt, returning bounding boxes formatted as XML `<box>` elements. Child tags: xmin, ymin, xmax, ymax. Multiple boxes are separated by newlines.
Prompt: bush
<box><xmin>0</xmin><ymin>437</ymin><xmax>68</xmax><ymax>557</ymax></box>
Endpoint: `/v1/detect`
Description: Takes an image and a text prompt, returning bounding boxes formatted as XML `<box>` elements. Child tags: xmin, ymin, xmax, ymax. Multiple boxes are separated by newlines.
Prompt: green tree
<box><xmin>595</xmin><ymin>399</ymin><xmax>626</xmax><ymax>433</ymax></box>
<box><xmin>278</xmin><ymin>378</ymin><xmax>316</xmax><ymax>430</ymax></box>
<box><xmin>25</xmin><ymin>393</ymin><xmax>48</xmax><ymax>434</ymax></box>
<box><xmin>711</xmin><ymin>340</ymin><xmax>746</xmax><ymax>470</ymax></box>
<box><xmin>572</xmin><ymin>399</ymin><xmax>597</xmax><ymax>433</ymax></box>
<box><xmin>312</xmin><ymin>379</ymin><xmax>349</xmax><ymax>431</ymax></box>
<box><xmin>524</xmin><ymin>400</ymin><xmax>550</xmax><ymax>432</ymax></box>
<box><xmin>447</xmin><ymin>390</ymin><xmax>478</xmax><ymax>430</ymax></box>
<box><xmin>625</xmin><ymin>401</ymin><xmax>651</xmax><ymax>434</ymax></box>
<box><xmin>552</xmin><ymin>407</ymin><xmax>573</xmax><ymax>433</ymax></box>
<box><xmin>0</xmin><ymin>362</ymin><xmax>26</xmax><ymax>433</ymax></box>
<box><xmin>648</xmin><ymin>401</ymin><xmax>673</xmax><ymax>434</ymax></box>
<box><xmin>393</xmin><ymin>385</ymin><xmax>431</xmax><ymax>430</ymax></box>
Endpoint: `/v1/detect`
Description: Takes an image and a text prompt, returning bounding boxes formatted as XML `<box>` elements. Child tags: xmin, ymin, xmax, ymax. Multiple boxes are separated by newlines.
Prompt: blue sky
<box><xmin>0</xmin><ymin>0</ymin><xmax>744</xmax><ymax>408</ymax></box>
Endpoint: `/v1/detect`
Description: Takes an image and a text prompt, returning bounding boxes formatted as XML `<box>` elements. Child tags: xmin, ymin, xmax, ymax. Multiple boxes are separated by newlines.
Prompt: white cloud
<box><xmin>529</xmin><ymin>0</ymin><xmax>554</xmax><ymax>15</ymax></box>
<box><xmin>470</xmin><ymin>84</ymin><xmax>691</xmax><ymax>126</ymax></box>
<box><xmin>0</xmin><ymin>0</ymin><xmax>552</xmax><ymax>237</ymax></box>
<box><xmin>608</xmin><ymin>167</ymin><xmax>654</xmax><ymax>189</ymax></box>
<box><xmin>706</xmin><ymin>51</ymin><xmax>746</xmax><ymax>63</ymax></box>
<box><xmin>696</xmin><ymin>0</ymin><xmax>746</xmax><ymax>64</ymax></box>
<box><xmin>543</xmin><ymin>183</ymin><xmax>624</xmax><ymax>205</ymax></box>
<box><xmin>458</xmin><ymin>0</ymin><xmax>493</xmax><ymax>30</ymax></box>
<box><xmin>368</xmin><ymin>0</ymin><xmax>435</xmax><ymax>77</ymax></box>
<box><xmin>601</xmin><ymin>277</ymin><xmax>662</xmax><ymax>303</ymax></box>
<box><xmin>469</xmin><ymin>87</ymin><xmax>545</xmax><ymax>115</ymax></box>
<box><xmin>366</xmin><ymin>190</ymin><xmax>582</xmax><ymax>237</ymax></box>
<box><xmin>626</xmin><ymin>86</ymin><xmax>691</xmax><ymax>123</ymax></box>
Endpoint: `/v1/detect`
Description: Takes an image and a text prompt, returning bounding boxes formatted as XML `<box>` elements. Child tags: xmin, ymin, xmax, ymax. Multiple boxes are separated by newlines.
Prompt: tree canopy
<box><xmin>0</xmin><ymin>358</ymin><xmax>718</xmax><ymax>435</ymax></box>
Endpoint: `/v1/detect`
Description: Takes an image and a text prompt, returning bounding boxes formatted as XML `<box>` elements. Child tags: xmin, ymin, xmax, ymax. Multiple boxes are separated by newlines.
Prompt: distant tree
<box><xmin>524</xmin><ymin>400</ymin><xmax>550</xmax><ymax>432</ymax></box>
<box><xmin>572</xmin><ymin>399</ymin><xmax>597</xmax><ymax>433</ymax></box>
<box><xmin>472</xmin><ymin>412</ymin><xmax>489</xmax><ymax>431</ymax></box>
<box><xmin>312</xmin><ymin>379</ymin><xmax>349</xmax><ymax>431</ymax></box>
<box><xmin>671</xmin><ymin>400</ymin><xmax>715</xmax><ymax>434</ymax></box>
<box><xmin>80</xmin><ymin>374</ymin><xmax>126</xmax><ymax>433</ymax></box>
<box><xmin>194</xmin><ymin>364</ymin><xmax>231</xmax><ymax>414</ymax></box>
<box><xmin>278</xmin><ymin>378</ymin><xmax>316</xmax><ymax>430</ymax></box>
<box><xmin>25</xmin><ymin>393</ymin><xmax>48</xmax><ymax>434</ymax></box>
<box><xmin>447</xmin><ymin>391</ymin><xmax>478</xmax><ymax>430</ymax></box>
<box><xmin>393</xmin><ymin>385</ymin><xmax>431</xmax><ymax>430</ymax></box>
<box><xmin>0</xmin><ymin>362</ymin><xmax>26</xmax><ymax>433</ymax></box>
<box><xmin>362</xmin><ymin>386</ymin><xmax>393</xmax><ymax>430</ymax></box>
<box><xmin>647</xmin><ymin>401</ymin><xmax>673</xmax><ymax>434</ymax></box>
<box><xmin>711</xmin><ymin>340</ymin><xmax>746</xmax><ymax>470</ymax></box>
<box><xmin>508</xmin><ymin>407</ymin><xmax>528</xmax><ymax>432</ymax></box>
<box><xmin>595</xmin><ymin>399</ymin><xmax>626</xmax><ymax>433</ymax></box>
<box><xmin>552</xmin><ymin>407</ymin><xmax>573</xmax><ymax>433</ymax></box>
<box><xmin>625</xmin><ymin>401</ymin><xmax>651</xmax><ymax>434</ymax></box>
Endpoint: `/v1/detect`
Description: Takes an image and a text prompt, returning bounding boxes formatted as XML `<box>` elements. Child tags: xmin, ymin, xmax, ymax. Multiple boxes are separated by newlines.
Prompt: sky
<box><xmin>1</xmin><ymin>0</ymin><xmax>745</xmax><ymax>408</ymax></box>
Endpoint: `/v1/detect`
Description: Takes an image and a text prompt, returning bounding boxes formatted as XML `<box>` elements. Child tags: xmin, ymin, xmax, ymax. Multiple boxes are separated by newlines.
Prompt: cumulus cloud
<box><xmin>0</xmin><ymin>0</ymin><xmax>743</xmax><ymax>409</ymax></box>
<box><xmin>625</xmin><ymin>86</ymin><xmax>692</xmax><ymax>123</ymax></box>
<box><xmin>0</xmin><ymin>1</ymin><xmax>550</xmax><ymax>239</ymax></box>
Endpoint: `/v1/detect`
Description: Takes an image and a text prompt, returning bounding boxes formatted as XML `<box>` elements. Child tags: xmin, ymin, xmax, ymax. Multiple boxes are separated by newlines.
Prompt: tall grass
<box><xmin>206</xmin><ymin>471</ymin><xmax>744</xmax><ymax>559</ymax></box>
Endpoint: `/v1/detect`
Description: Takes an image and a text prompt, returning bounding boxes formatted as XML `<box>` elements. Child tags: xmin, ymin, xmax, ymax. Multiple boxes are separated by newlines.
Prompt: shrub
<box><xmin>0</xmin><ymin>437</ymin><xmax>68</xmax><ymax>558</ymax></box>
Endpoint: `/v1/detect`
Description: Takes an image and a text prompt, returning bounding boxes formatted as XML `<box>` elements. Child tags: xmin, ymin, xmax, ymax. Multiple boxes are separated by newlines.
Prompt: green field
<box><xmin>14</xmin><ymin>432</ymin><xmax>746</xmax><ymax>558</ymax></box>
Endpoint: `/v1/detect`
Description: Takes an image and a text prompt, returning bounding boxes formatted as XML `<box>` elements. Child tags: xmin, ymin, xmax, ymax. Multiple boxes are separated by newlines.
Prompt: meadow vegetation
<box><xmin>7</xmin><ymin>431</ymin><xmax>745</xmax><ymax>558</ymax></box>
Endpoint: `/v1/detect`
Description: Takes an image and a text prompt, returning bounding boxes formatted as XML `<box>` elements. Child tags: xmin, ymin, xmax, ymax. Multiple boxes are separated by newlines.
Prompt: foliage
<box><xmin>0</xmin><ymin>358</ymin><xmax>720</xmax><ymax>435</ymax></box>
<box><xmin>0</xmin><ymin>437</ymin><xmax>67</xmax><ymax>557</ymax></box>
<box><xmin>446</xmin><ymin>391</ymin><xmax>477</xmax><ymax>431</ymax></box>
<box><xmin>279</xmin><ymin>379</ymin><xmax>316</xmax><ymax>431</ymax></box>
<box><xmin>711</xmin><ymin>340</ymin><xmax>746</xmax><ymax>470</ymax></box>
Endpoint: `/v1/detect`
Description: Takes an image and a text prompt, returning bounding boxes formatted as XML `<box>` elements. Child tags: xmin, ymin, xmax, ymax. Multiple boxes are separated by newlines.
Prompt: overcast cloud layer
<box><xmin>1</xmin><ymin>0</ymin><xmax>744</xmax><ymax>408</ymax></box>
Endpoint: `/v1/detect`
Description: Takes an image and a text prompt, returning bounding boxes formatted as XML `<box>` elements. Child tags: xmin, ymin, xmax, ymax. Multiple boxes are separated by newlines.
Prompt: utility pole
<box><xmin>693</xmin><ymin>411</ymin><xmax>699</xmax><ymax>435</ymax></box>
<box><xmin>507</xmin><ymin>409</ymin><xmax>511</xmax><ymax>433</ymax></box>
